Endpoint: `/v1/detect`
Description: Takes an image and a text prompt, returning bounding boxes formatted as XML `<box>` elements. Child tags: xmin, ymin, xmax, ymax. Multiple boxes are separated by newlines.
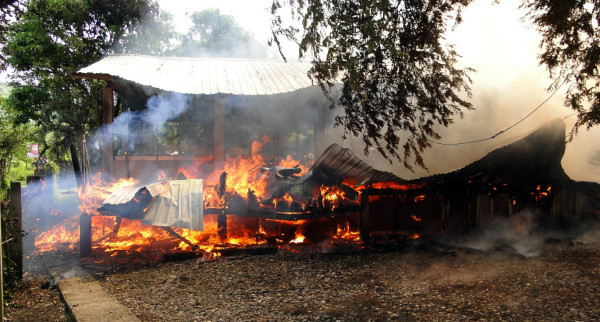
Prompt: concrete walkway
<box><xmin>45</xmin><ymin>258</ymin><xmax>140</xmax><ymax>322</ymax></box>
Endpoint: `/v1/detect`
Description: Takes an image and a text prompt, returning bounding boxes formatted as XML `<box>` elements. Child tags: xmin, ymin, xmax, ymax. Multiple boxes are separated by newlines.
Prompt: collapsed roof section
<box><xmin>73</xmin><ymin>55</ymin><xmax>315</xmax><ymax>96</ymax></box>
<box><xmin>411</xmin><ymin>118</ymin><xmax>571</xmax><ymax>188</ymax></box>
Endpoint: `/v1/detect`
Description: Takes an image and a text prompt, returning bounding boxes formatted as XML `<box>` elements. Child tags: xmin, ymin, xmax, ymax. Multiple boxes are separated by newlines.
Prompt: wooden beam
<box><xmin>359</xmin><ymin>191</ymin><xmax>370</xmax><ymax>243</ymax></box>
<box><xmin>102</xmin><ymin>86</ymin><xmax>114</xmax><ymax>175</ymax></box>
<box><xmin>213</xmin><ymin>97</ymin><xmax>226</xmax><ymax>171</ymax></box>
<box><xmin>217</xmin><ymin>212</ymin><xmax>227</xmax><ymax>239</ymax></box>
<box><xmin>80</xmin><ymin>213</ymin><xmax>92</xmax><ymax>257</ymax></box>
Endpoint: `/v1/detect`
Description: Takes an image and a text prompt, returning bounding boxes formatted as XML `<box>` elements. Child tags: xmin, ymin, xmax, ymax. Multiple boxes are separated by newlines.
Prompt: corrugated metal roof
<box><xmin>100</xmin><ymin>179</ymin><xmax>204</xmax><ymax>231</ymax></box>
<box><xmin>143</xmin><ymin>179</ymin><xmax>203</xmax><ymax>231</ymax></box>
<box><xmin>313</xmin><ymin>144</ymin><xmax>405</xmax><ymax>186</ymax></box>
<box><xmin>74</xmin><ymin>55</ymin><xmax>316</xmax><ymax>95</ymax></box>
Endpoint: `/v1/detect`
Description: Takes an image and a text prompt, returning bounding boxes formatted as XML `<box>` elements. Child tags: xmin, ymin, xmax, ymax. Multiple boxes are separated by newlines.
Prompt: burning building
<box><xmin>36</xmin><ymin>54</ymin><xmax>599</xmax><ymax>260</ymax></box>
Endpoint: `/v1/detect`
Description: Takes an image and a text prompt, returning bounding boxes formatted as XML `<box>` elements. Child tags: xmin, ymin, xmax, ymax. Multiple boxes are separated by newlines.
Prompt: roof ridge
<box><xmin>104</xmin><ymin>54</ymin><xmax>311</xmax><ymax>64</ymax></box>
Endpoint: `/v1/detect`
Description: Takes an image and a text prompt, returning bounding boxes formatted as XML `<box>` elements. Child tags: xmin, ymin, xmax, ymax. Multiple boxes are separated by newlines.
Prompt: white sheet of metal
<box><xmin>75</xmin><ymin>55</ymin><xmax>315</xmax><ymax>96</ymax></box>
<box><xmin>100</xmin><ymin>179</ymin><xmax>204</xmax><ymax>231</ymax></box>
<box><xmin>143</xmin><ymin>179</ymin><xmax>204</xmax><ymax>231</ymax></box>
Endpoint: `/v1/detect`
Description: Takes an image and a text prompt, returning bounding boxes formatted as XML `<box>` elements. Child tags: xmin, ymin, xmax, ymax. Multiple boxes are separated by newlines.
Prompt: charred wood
<box><xmin>218</xmin><ymin>171</ymin><xmax>227</xmax><ymax>198</ymax></box>
<box><xmin>161</xmin><ymin>226</ymin><xmax>200</xmax><ymax>251</ymax></box>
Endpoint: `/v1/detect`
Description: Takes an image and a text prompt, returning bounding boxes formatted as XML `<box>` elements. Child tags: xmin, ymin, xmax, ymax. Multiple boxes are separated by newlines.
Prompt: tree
<box><xmin>2</xmin><ymin>0</ymin><xmax>161</xmax><ymax>161</ymax></box>
<box><xmin>0</xmin><ymin>0</ymin><xmax>22</xmax><ymax>69</ymax></box>
<box><xmin>271</xmin><ymin>0</ymin><xmax>600</xmax><ymax>170</ymax></box>
<box><xmin>270</xmin><ymin>0</ymin><xmax>473</xmax><ymax>170</ymax></box>
<box><xmin>178</xmin><ymin>8</ymin><xmax>268</xmax><ymax>58</ymax></box>
<box><xmin>0</xmin><ymin>97</ymin><xmax>32</xmax><ymax>194</ymax></box>
<box><xmin>522</xmin><ymin>0</ymin><xmax>600</xmax><ymax>137</ymax></box>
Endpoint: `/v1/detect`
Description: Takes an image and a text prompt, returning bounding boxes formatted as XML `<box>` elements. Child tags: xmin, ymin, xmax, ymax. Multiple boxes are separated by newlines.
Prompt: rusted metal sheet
<box><xmin>313</xmin><ymin>144</ymin><xmax>405</xmax><ymax>186</ymax></box>
<box><xmin>74</xmin><ymin>55</ymin><xmax>315</xmax><ymax>96</ymax></box>
<box><xmin>99</xmin><ymin>179</ymin><xmax>204</xmax><ymax>231</ymax></box>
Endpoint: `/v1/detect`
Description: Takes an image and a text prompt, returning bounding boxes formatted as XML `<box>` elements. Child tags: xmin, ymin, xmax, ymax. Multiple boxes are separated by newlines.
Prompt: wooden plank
<box><xmin>204</xmin><ymin>206</ymin><xmax>359</xmax><ymax>221</ymax></box>
<box><xmin>114</xmin><ymin>155</ymin><xmax>214</xmax><ymax>161</ymax></box>
<box><xmin>102</xmin><ymin>86</ymin><xmax>114</xmax><ymax>175</ymax></box>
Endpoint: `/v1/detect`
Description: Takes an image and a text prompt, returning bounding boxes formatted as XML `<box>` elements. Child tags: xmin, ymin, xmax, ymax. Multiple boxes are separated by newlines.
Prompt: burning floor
<box><xmin>25</xmin><ymin>119</ymin><xmax>600</xmax><ymax>265</ymax></box>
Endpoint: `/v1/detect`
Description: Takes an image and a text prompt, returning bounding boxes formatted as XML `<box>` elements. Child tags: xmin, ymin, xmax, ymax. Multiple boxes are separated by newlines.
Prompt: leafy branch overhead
<box><xmin>270</xmin><ymin>0</ymin><xmax>474</xmax><ymax>170</ymax></box>
<box><xmin>523</xmin><ymin>0</ymin><xmax>600</xmax><ymax>136</ymax></box>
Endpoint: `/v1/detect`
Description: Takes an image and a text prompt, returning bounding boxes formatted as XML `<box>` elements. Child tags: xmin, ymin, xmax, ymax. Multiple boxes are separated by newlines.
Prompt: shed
<box><xmin>73</xmin><ymin>55</ymin><xmax>329</xmax><ymax>177</ymax></box>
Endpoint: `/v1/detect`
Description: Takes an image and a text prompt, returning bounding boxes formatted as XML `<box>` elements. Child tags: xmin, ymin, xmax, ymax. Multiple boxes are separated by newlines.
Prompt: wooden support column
<box><xmin>314</xmin><ymin>103</ymin><xmax>325</xmax><ymax>157</ymax></box>
<box><xmin>8</xmin><ymin>182</ymin><xmax>22</xmax><ymax>280</ymax></box>
<box><xmin>80</xmin><ymin>213</ymin><xmax>92</xmax><ymax>257</ymax></box>
<box><xmin>102</xmin><ymin>86</ymin><xmax>114</xmax><ymax>175</ymax></box>
<box><xmin>217</xmin><ymin>212</ymin><xmax>227</xmax><ymax>240</ymax></box>
<box><xmin>359</xmin><ymin>190</ymin><xmax>370</xmax><ymax>243</ymax></box>
<box><xmin>213</xmin><ymin>97</ymin><xmax>226</xmax><ymax>171</ymax></box>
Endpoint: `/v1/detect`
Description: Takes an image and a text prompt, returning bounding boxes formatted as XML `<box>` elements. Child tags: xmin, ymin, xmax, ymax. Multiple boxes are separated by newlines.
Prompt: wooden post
<box><xmin>213</xmin><ymin>97</ymin><xmax>226</xmax><ymax>171</ymax></box>
<box><xmin>80</xmin><ymin>213</ymin><xmax>92</xmax><ymax>257</ymax></box>
<box><xmin>359</xmin><ymin>190</ymin><xmax>370</xmax><ymax>243</ymax></box>
<box><xmin>476</xmin><ymin>194</ymin><xmax>491</xmax><ymax>229</ymax></box>
<box><xmin>217</xmin><ymin>212</ymin><xmax>227</xmax><ymax>240</ymax></box>
<box><xmin>102</xmin><ymin>86</ymin><xmax>115</xmax><ymax>175</ymax></box>
<box><xmin>24</xmin><ymin>176</ymin><xmax>41</xmax><ymax>256</ymax></box>
<box><xmin>8</xmin><ymin>182</ymin><xmax>22</xmax><ymax>280</ymax></box>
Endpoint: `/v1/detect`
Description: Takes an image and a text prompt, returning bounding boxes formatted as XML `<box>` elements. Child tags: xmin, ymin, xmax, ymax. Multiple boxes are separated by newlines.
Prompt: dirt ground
<box><xmin>3</xmin><ymin>274</ymin><xmax>68</xmax><ymax>321</ymax></box>
<box><xmin>5</xmin><ymin>240</ymin><xmax>600</xmax><ymax>321</ymax></box>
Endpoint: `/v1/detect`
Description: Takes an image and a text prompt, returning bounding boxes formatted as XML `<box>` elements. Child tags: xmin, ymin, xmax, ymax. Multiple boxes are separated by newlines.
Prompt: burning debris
<box><xmin>98</xmin><ymin>179</ymin><xmax>203</xmax><ymax>231</ymax></box>
<box><xmin>29</xmin><ymin>119</ymin><xmax>600</xmax><ymax>262</ymax></box>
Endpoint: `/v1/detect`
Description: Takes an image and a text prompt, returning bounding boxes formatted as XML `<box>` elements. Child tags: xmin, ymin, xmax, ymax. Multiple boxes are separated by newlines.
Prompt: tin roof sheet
<box><xmin>100</xmin><ymin>179</ymin><xmax>204</xmax><ymax>231</ymax></box>
<box><xmin>74</xmin><ymin>55</ymin><xmax>315</xmax><ymax>96</ymax></box>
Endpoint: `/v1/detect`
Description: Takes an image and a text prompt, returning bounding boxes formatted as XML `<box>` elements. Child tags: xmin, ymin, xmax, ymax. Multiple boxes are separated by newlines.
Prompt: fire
<box><xmin>334</xmin><ymin>222</ymin><xmax>360</xmax><ymax>241</ymax></box>
<box><xmin>320</xmin><ymin>185</ymin><xmax>347</xmax><ymax>209</ymax></box>
<box><xmin>413</xmin><ymin>195</ymin><xmax>426</xmax><ymax>202</ymax></box>
<box><xmin>35</xmin><ymin>216</ymin><xmax>79</xmax><ymax>253</ymax></box>
<box><xmin>411</xmin><ymin>215</ymin><xmax>422</xmax><ymax>222</ymax></box>
<box><xmin>356</xmin><ymin>181</ymin><xmax>422</xmax><ymax>190</ymax></box>
<box><xmin>33</xmin><ymin>137</ymin><xmax>364</xmax><ymax>259</ymax></box>
<box><xmin>290</xmin><ymin>230</ymin><xmax>306</xmax><ymax>243</ymax></box>
<box><xmin>78</xmin><ymin>173</ymin><xmax>137</xmax><ymax>216</ymax></box>
<box><xmin>532</xmin><ymin>185</ymin><xmax>552</xmax><ymax>203</ymax></box>
<box><xmin>515</xmin><ymin>219</ymin><xmax>524</xmax><ymax>235</ymax></box>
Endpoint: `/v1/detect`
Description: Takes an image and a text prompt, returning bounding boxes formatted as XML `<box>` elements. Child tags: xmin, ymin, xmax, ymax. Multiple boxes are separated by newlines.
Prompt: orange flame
<box><xmin>33</xmin><ymin>137</ymin><xmax>365</xmax><ymax>258</ymax></box>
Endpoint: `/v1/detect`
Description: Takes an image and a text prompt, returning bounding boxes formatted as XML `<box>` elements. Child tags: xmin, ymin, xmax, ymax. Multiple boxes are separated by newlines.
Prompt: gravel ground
<box><xmin>88</xmin><ymin>241</ymin><xmax>600</xmax><ymax>321</ymax></box>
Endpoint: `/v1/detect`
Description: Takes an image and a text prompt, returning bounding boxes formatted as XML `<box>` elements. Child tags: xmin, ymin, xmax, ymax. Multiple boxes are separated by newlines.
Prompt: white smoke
<box><xmin>143</xmin><ymin>92</ymin><xmax>191</xmax><ymax>129</ymax></box>
<box><xmin>452</xmin><ymin>210</ymin><xmax>546</xmax><ymax>258</ymax></box>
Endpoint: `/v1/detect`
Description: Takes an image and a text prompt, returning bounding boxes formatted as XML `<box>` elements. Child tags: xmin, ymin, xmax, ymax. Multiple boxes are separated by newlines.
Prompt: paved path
<box><xmin>45</xmin><ymin>257</ymin><xmax>140</xmax><ymax>322</ymax></box>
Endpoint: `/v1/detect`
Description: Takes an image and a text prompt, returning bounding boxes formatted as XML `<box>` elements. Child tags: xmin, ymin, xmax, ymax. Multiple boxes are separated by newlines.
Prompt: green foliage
<box><xmin>271</xmin><ymin>0</ymin><xmax>473</xmax><ymax>170</ymax></box>
<box><xmin>7</xmin><ymin>160</ymin><xmax>33</xmax><ymax>183</ymax></box>
<box><xmin>2</xmin><ymin>0</ymin><xmax>160</xmax><ymax>161</ymax></box>
<box><xmin>523</xmin><ymin>0</ymin><xmax>600</xmax><ymax>136</ymax></box>
<box><xmin>0</xmin><ymin>104</ymin><xmax>33</xmax><ymax>195</ymax></box>
<box><xmin>0</xmin><ymin>83</ymin><xmax>10</xmax><ymax>97</ymax></box>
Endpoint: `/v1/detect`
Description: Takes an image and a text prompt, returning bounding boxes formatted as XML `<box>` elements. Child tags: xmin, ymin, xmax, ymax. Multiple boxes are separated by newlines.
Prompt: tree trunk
<box><xmin>70</xmin><ymin>143</ymin><xmax>83</xmax><ymax>190</ymax></box>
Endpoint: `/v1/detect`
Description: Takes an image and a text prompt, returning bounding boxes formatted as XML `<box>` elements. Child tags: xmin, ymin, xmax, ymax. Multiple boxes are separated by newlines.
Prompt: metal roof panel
<box><xmin>75</xmin><ymin>55</ymin><xmax>315</xmax><ymax>96</ymax></box>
